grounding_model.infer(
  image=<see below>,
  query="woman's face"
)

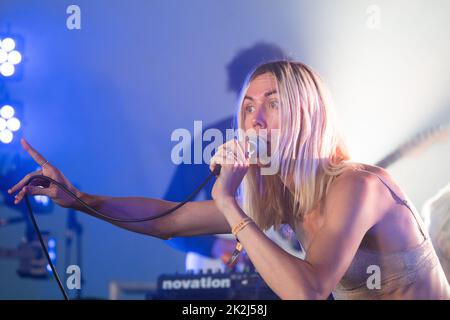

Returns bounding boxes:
[242,72,280,134]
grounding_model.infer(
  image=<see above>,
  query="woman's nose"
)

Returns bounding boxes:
[252,108,267,129]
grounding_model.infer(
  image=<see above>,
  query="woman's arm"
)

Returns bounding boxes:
[9,139,231,241]
[218,170,382,299]
[75,194,231,240]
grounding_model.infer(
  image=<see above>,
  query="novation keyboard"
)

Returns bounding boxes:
[148,270,280,300]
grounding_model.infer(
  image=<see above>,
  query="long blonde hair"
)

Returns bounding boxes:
[237,61,353,230]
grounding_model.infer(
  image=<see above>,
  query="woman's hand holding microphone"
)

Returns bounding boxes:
[209,138,250,213]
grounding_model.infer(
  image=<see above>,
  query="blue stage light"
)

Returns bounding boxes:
[1,38,15,52]
[7,50,22,64]
[0,128,13,144]
[48,239,56,249]
[0,49,7,63]
[0,104,21,144]
[0,118,6,131]
[0,104,15,118]
[0,37,22,78]
[6,117,21,132]
[46,237,57,274]
[34,195,50,206]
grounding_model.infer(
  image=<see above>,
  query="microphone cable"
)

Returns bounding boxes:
[22,165,222,300]
[24,195,69,300]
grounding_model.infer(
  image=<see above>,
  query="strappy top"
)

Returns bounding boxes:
[332,169,450,300]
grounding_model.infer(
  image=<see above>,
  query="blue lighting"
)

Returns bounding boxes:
[34,195,51,206]
[48,239,56,248]
[0,38,15,52]
[0,105,15,119]
[0,128,13,144]
[0,104,22,144]
[6,117,21,131]
[7,50,22,65]
[0,37,22,78]
[46,237,57,274]
[0,50,7,63]
[0,62,14,77]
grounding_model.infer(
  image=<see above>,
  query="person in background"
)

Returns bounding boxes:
[422,183,450,282]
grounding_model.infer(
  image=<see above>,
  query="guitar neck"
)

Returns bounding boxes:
[375,125,448,169]
[376,152,402,169]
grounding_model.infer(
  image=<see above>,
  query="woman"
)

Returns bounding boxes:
[9,61,450,299]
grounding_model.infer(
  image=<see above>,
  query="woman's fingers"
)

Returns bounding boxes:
[233,139,248,164]
[224,139,247,165]
[210,150,238,172]
[210,139,251,171]
[21,138,48,167]
[8,170,42,195]
[14,185,53,205]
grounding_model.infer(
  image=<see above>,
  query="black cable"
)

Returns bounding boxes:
[76,227,82,300]
[21,165,221,300]
[24,195,69,300]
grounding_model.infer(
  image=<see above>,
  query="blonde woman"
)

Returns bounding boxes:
[9,61,450,299]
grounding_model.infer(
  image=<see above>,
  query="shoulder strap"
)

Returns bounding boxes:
[356,168,427,239]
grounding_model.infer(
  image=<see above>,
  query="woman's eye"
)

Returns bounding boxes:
[245,105,255,113]
[270,100,279,109]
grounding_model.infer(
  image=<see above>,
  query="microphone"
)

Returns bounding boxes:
[213,134,267,176]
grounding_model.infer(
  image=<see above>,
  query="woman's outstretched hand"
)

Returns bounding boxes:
[8,138,82,208]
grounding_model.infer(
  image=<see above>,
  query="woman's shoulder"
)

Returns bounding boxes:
[325,163,397,211]
[331,163,389,190]
[318,163,390,229]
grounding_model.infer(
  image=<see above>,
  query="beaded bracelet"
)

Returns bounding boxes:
[226,217,254,269]
[231,217,254,236]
